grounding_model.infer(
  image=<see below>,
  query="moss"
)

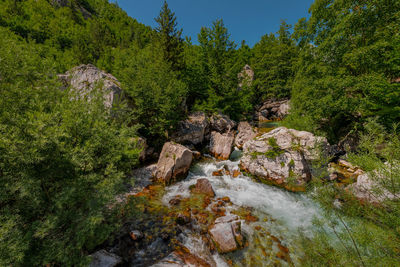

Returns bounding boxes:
[249,137,284,160]
[289,159,295,168]
[280,161,285,167]
[251,152,259,159]
[291,141,302,152]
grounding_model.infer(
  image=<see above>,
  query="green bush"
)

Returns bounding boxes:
[0,28,140,266]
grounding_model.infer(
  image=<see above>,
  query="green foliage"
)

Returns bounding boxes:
[265,137,285,158]
[0,0,152,73]
[1,0,400,265]
[286,0,400,142]
[302,119,400,266]
[192,19,254,120]
[250,137,285,159]
[0,26,140,266]
[112,44,187,147]
[154,0,184,71]
[252,21,298,100]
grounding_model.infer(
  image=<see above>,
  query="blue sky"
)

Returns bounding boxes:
[113,0,315,47]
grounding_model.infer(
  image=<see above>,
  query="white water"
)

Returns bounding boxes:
[163,150,322,266]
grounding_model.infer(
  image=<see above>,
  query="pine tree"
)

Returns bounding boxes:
[154,1,184,71]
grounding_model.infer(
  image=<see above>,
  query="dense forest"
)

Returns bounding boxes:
[0,0,399,266]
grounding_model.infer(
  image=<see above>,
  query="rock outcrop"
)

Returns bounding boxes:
[155,142,193,185]
[240,127,329,190]
[210,131,234,160]
[192,178,215,197]
[209,214,243,253]
[52,0,92,18]
[90,250,122,267]
[256,99,290,121]
[59,64,123,108]
[327,159,364,182]
[209,114,236,134]
[238,64,254,89]
[171,112,209,146]
[235,121,257,149]
[346,164,399,204]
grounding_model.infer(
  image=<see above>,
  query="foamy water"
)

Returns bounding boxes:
[162,152,322,266]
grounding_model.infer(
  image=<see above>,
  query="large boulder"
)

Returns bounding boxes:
[155,142,193,185]
[210,131,234,160]
[209,113,236,134]
[240,127,329,190]
[171,112,209,146]
[209,214,243,253]
[346,164,399,204]
[235,121,257,149]
[90,250,122,267]
[256,99,290,121]
[59,64,123,108]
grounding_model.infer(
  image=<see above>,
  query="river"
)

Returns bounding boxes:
[161,149,321,266]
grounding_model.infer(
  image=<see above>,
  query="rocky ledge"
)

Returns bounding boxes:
[240,127,329,191]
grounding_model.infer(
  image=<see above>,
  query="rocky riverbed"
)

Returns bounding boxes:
[90,109,390,267]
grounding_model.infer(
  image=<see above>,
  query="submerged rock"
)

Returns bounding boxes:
[240,127,329,190]
[209,214,243,253]
[90,250,122,267]
[235,121,257,149]
[209,131,234,160]
[192,178,215,197]
[172,112,209,146]
[155,142,193,185]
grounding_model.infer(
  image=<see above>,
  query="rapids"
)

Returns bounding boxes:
[162,149,322,266]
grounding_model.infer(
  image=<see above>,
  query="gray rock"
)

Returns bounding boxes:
[209,215,243,253]
[210,131,234,160]
[90,250,122,267]
[209,114,236,134]
[234,121,257,149]
[131,164,156,192]
[256,99,290,121]
[151,252,185,267]
[114,164,156,203]
[238,64,254,89]
[171,112,209,146]
[347,164,399,203]
[59,64,123,109]
[155,142,193,185]
[192,178,215,197]
[240,127,329,189]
